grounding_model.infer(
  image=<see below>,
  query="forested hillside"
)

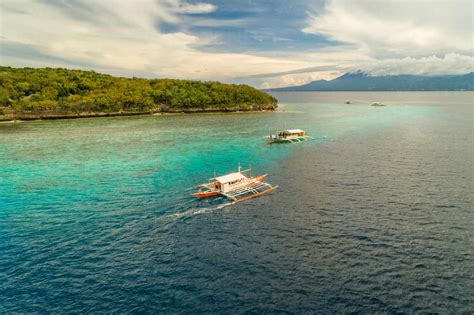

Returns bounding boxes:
[0,67,277,120]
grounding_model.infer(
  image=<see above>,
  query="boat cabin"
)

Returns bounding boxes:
[214,172,247,193]
[268,128,308,143]
[279,129,305,137]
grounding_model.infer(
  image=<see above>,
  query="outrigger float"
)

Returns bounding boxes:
[192,164,278,204]
[267,129,308,144]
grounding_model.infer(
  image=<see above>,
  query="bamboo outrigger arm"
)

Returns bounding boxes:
[229,185,279,204]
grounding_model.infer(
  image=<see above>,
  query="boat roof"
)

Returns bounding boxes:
[284,129,304,133]
[215,172,247,184]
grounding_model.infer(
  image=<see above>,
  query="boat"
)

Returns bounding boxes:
[191,164,278,204]
[267,129,308,144]
[371,102,386,107]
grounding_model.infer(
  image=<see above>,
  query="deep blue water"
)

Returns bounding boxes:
[1,92,473,313]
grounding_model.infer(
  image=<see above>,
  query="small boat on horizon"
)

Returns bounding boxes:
[267,129,308,144]
[371,102,386,107]
[192,164,278,204]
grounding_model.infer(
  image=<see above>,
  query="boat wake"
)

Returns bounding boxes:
[172,202,231,219]
[276,110,306,114]
[160,200,232,223]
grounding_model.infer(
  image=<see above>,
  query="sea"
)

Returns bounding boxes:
[1,92,473,313]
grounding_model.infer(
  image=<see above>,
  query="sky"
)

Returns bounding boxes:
[1,0,473,88]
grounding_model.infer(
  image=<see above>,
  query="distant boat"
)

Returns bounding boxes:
[191,164,278,204]
[371,102,386,107]
[267,129,308,143]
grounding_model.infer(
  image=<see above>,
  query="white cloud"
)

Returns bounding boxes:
[1,0,473,89]
[0,0,311,82]
[176,2,217,14]
[261,71,341,89]
[359,53,474,76]
[303,0,473,58]
[297,0,474,82]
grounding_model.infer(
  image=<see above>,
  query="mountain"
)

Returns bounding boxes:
[266,71,474,91]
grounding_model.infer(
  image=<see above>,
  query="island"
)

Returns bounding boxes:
[0,67,277,121]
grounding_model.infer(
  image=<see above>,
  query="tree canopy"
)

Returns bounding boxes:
[0,67,277,116]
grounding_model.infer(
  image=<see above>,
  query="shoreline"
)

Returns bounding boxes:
[0,106,277,123]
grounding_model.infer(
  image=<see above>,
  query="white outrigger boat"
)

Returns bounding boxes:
[267,129,308,144]
[192,164,278,204]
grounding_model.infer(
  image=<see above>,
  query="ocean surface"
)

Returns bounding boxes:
[1,92,473,313]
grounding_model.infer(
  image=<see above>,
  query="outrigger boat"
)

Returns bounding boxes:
[192,164,278,204]
[267,129,308,144]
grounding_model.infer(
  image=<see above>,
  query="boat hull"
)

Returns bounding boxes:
[191,191,220,198]
[267,136,307,144]
[253,174,267,182]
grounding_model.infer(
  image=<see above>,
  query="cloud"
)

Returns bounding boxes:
[187,17,250,28]
[176,2,217,14]
[236,65,344,79]
[359,53,474,76]
[303,0,473,58]
[1,0,473,89]
[0,0,311,82]
[260,71,341,89]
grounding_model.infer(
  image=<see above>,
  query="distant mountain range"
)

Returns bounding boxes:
[266,72,474,91]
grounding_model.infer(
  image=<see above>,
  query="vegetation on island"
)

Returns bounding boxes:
[0,66,277,120]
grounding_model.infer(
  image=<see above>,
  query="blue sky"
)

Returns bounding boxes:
[160,0,334,53]
[1,0,473,88]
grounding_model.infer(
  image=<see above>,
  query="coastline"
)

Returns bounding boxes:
[0,105,277,123]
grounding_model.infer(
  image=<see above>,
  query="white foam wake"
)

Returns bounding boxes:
[162,201,232,222]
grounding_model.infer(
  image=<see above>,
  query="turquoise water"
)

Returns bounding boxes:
[1,92,473,312]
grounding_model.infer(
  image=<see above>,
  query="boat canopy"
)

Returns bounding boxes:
[215,172,246,184]
[284,129,304,134]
